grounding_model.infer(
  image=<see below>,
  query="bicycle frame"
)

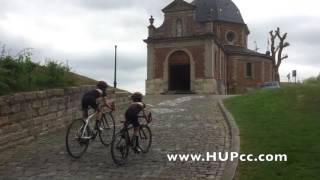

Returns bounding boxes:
[81,112,97,138]
[66,99,116,159]
[80,102,115,138]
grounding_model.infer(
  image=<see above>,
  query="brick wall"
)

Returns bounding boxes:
[188,45,205,78]
[216,22,248,47]
[0,86,131,152]
[153,11,207,38]
[227,55,273,93]
[154,47,171,79]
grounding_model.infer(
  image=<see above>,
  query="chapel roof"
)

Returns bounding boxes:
[224,45,272,59]
[191,0,245,24]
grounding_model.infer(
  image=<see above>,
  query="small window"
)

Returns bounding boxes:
[176,19,183,37]
[246,63,253,78]
[226,31,236,43]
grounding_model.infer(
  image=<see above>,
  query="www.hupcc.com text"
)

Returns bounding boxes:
[167,152,287,162]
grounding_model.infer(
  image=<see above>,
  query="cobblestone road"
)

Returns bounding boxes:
[0,95,231,180]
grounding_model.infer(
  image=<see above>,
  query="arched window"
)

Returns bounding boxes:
[176,19,183,37]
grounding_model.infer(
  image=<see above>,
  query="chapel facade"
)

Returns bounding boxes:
[144,0,273,94]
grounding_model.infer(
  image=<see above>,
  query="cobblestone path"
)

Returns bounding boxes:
[0,95,231,180]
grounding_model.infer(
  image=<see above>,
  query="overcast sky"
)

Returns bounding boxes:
[0,0,319,93]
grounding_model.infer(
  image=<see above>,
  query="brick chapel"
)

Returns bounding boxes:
[144,0,273,94]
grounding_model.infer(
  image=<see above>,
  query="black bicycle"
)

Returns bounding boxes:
[111,110,152,165]
[66,104,115,158]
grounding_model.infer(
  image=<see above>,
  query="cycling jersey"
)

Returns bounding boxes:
[125,102,145,128]
[81,89,107,117]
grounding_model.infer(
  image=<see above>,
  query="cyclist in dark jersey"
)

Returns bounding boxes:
[125,92,145,153]
[81,81,109,120]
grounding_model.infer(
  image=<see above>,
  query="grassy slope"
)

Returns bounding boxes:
[48,73,127,93]
[70,73,128,93]
[224,85,320,180]
[0,56,128,95]
[70,72,97,86]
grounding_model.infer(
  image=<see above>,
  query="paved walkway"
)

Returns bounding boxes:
[0,95,231,180]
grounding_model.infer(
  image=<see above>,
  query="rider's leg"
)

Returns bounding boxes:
[125,110,141,152]
[82,110,88,119]
[131,116,140,138]
[90,102,102,131]
[132,127,140,146]
[95,97,104,122]
[95,110,104,131]
[133,127,139,136]
[96,110,102,121]
[81,98,89,119]
[131,117,141,153]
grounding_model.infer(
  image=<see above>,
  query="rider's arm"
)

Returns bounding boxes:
[140,103,147,116]
[102,96,113,109]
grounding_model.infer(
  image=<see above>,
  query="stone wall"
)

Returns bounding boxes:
[0,86,131,152]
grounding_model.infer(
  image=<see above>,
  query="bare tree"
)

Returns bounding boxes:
[269,27,290,82]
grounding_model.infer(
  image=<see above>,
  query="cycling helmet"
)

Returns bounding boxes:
[131,92,143,102]
[97,81,108,90]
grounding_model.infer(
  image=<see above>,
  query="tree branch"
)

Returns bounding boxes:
[269,27,290,81]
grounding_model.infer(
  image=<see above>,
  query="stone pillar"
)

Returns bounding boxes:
[204,39,214,78]
[147,44,154,80]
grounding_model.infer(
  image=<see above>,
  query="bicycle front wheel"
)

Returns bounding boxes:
[138,125,152,153]
[65,119,90,158]
[99,113,115,146]
[111,131,129,165]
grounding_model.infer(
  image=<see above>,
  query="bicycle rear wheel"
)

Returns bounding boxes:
[111,131,129,165]
[99,113,115,146]
[65,119,90,158]
[138,125,152,153]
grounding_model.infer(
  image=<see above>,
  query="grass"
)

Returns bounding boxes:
[224,82,320,179]
[69,72,97,85]
[0,55,97,95]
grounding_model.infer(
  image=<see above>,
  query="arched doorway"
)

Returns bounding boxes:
[168,51,191,91]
